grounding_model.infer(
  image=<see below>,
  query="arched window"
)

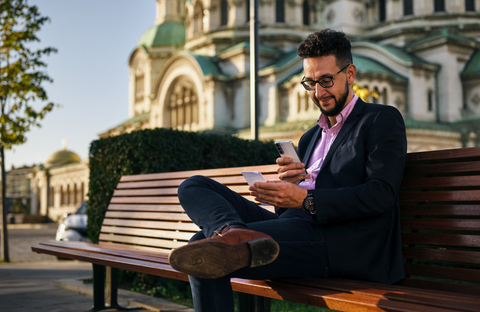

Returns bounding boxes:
[404,0,413,15]
[48,186,54,207]
[221,0,229,26]
[193,2,204,36]
[304,91,309,111]
[373,87,379,104]
[379,0,386,21]
[276,0,285,23]
[434,0,445,12]
[73,184,78,205]
[428,90,434,111]
[135,73,144,104]
[382,87,388,105]
[466,0,475,11]
[303,0,310,25]
[168,78,199,130]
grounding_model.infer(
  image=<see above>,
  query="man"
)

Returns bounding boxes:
[169,29,407,312]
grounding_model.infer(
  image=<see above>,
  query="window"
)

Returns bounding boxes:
[379,0,386,22]
[276,0,285,23]
[48,186,54,207]
[304,92,309,111]
[303,0,310,25]
[169,78,199,130]
[297,92,301,113]
[434,0,445,12]
[193,2,204,36]
[135,74,144,103]
[404,0,413,15]
[246,0,250,23]
[221,0,229,26]
[373,87,379,104]
[466,0,475,11]
[428,90,434,111]
[382,87,388,105]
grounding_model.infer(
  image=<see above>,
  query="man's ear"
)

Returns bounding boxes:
[347,64,357,84]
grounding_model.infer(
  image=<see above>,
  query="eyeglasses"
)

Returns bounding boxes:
[300,64,350,91]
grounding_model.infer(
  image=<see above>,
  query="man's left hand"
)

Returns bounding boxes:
[249,181,307,208]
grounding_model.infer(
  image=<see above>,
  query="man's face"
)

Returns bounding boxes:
[303,55,353,118]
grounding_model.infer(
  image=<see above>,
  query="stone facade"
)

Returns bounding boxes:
[100,0,480,151]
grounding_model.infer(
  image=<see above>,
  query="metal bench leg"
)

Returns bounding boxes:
[91,264,106,311]
[238,292,271,312]
[90,265,140,311]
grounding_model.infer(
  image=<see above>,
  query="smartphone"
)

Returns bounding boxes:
[242,171,266,186]
[274,141,306,176]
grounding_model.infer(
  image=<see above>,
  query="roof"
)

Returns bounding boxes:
[462,48,480,77]
[406,28,480,49]
[217,42,281,58]
[353,55,408,82]
[45,150,81,168]
[176,51,225,77]
[137,21,186,48]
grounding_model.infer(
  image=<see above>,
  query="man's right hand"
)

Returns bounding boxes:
[276,156,309,184]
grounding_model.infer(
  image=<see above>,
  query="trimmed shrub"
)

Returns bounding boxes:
[87,128,278,242]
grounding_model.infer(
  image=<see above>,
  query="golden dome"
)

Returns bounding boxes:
[45,150,81,168]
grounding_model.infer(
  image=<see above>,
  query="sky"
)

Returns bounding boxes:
[5,0,155,170]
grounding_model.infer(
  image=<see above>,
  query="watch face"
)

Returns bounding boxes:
[303,197,315,211]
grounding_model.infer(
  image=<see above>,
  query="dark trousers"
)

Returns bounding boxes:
[178,175,329,312]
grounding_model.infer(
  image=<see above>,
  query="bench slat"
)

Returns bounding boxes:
[119,164,278,182]
[401,176,480,189]
[105,211,191,222]
[401,219,480,231]
[404,161,480,175]
[403,247,480,264]
[404,263,480,284]
[400,190,480,203]
[116,174,279,190]
[405,147,480,162]
[107,204,185,213]
[401,233,480,248]
[110,196,180,204]
[400,205,480,216]
[112,185,251,197]
[398,278,480,297]
[102,219,199,231]
[99,233,185,249]
[100,226,193,241]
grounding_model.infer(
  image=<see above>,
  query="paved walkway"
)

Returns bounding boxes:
[0,223,193,312]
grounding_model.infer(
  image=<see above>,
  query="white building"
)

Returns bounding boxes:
[99,0,480,152]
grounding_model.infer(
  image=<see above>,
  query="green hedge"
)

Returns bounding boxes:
[87,128,278,243]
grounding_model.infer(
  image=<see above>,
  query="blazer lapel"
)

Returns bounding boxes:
[303,126,322,165]
[319,99,366,172]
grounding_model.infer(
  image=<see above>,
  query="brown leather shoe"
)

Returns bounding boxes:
[168,225,279,279]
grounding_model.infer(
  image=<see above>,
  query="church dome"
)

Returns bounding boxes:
[137,21,186,48]
[45,150,81,168]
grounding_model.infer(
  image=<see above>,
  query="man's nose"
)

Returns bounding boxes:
[315,83,327,98]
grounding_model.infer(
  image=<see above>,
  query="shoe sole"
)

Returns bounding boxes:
[168,237,279,279]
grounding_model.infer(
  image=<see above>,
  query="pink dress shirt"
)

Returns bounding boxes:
[299,94,359,191]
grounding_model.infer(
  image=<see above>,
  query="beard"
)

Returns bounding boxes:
[312,79,349,117]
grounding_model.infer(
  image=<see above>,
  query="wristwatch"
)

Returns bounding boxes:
[302,191,315,212]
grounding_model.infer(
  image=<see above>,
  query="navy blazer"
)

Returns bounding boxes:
[294,99,407,284]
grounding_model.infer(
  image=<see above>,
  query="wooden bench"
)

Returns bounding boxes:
[32,147,480,312]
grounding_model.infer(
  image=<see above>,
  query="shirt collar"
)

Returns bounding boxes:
[317,94,359,130]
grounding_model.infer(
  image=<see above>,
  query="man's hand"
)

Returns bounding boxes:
[249,180,307,208]
[276,156,310,184]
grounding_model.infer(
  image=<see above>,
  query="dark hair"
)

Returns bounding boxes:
[297,29,352,67]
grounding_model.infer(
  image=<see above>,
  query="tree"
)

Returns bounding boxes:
[0,0,57,262]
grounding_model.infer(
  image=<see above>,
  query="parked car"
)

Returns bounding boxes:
[55,202,89,242]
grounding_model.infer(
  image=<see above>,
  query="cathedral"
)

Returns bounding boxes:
[99,0,480,151]
[25,0,480,222]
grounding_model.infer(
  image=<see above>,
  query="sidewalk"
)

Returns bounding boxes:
[0,259,193,312]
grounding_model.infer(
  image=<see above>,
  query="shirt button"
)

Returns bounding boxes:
[330,133,334,137]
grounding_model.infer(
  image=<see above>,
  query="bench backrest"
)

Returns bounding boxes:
[99,147,480,295]
[398,147,480,296]
[99,165,278,253]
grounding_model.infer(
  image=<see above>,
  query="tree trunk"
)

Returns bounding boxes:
[0,145,9,262]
